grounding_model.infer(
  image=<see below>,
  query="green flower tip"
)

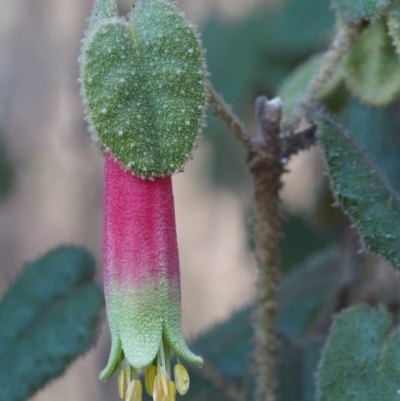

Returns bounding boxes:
[100,329,202,401]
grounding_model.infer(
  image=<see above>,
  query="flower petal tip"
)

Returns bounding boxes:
[99,337,123,382]
[193,355,204,368]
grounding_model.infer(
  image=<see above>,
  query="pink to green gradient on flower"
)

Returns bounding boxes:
[101,153,202,401]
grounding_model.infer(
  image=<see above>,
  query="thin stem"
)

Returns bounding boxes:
[207,84,256,153]
[281,124,318,159]
[249,97,284,401]
[283,22,359,133]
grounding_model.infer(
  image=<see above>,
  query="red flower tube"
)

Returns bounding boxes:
[100,153,202,400]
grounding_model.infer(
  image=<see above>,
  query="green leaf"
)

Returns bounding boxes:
[345,20,400,106]
[317,305,400,400]
[278,53,345,119]
[343,98,400,193]
[332,0,391,23]
[80,0,207,178]
[0,246,103,401]
[387,0,400,54]
[86,0,117,32]
[317,112,400,268]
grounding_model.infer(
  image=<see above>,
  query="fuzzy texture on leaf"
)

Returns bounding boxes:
[0,246,103,401]
[100,153,202,380]
[80,0,208,178]
[332,0,391,23]
[317,305,400,400]
[344,20,400,106]
[387,0,400,54]
[343,98,400,193]
[317,112,400,268]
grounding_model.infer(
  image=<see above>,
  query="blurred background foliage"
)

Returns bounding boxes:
[1,0,400,400]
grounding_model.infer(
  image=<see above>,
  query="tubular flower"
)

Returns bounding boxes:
[100,153,202,400]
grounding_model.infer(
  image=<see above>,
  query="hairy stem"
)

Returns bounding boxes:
[283,22,359,133]
[282,124,317,159]
[249,97,284,401]
[208,84,256,153]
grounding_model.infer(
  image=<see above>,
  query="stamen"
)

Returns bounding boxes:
[158,366,169,397]
[125,380,136,401]
[145,365,157,395]
[134,380,142,401]
[174,364,190,395]
[153,374,164,401]
[118,368,127,399]
[125,379,142,401]
[159,337,167,371]
[165,381,176,401]
[163,336,171,377]
[157,340,170,397]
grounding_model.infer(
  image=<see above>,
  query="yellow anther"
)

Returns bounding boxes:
[125,380,136,401]
[174,364,190,395]
[118,368,127,399]
[153,375,165,401]
[134,380,142,401]
[125,379,142,401]
[145,365,157,396]
[165,381,176,401]
[158,367,169,397]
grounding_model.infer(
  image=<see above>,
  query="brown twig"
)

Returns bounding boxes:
[207,84,256,153]
[249,96,284,401]
[281,124,318,160]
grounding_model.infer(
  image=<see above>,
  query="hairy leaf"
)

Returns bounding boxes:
[317,113,400,268]
[0,246,103,401]
[317,305,400,400]
[345,20,400,106]
[80,0,207,178]
[387,0,400,53]
[343,98,400,193]
[332,0,391,23]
